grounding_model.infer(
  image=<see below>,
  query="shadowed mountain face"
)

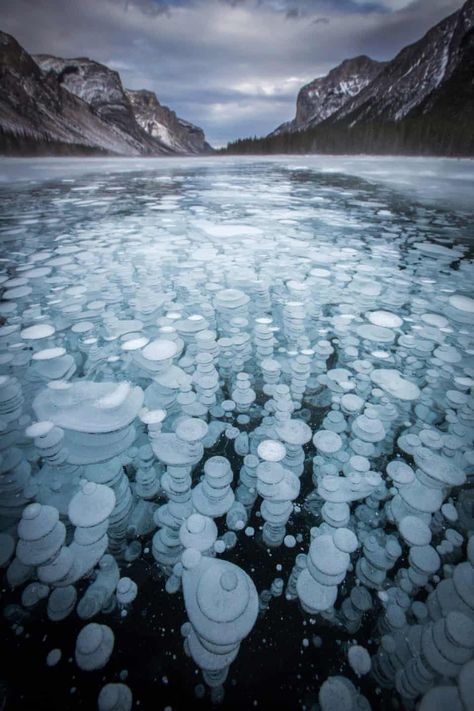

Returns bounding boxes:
[125,89,213,155]
[329,0,474,127]
[0,33,212,156]
[227,0,471,156]
[271,56,386,136]
[33,54,159,152]
[0,32,139,155]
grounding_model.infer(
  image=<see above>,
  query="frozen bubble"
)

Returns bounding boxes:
[319,677,354,711]
[180,514,217,552]
[75,623,114,671]
[46,649,62,667]
[441,503,458,523]
[445,611,474,649]
[121,336,149,352]
[356,324,395,343]
[116,578,138,605]
[352,414,385,442]
[68,482,116,528]
[176,417,208,443]
[399,516,432,546]
[347,645,371,676]
[459,659,474,709]
[370,369,420,401]
[333,528,358,554]
[313,430,342,455]
[433,345,461,363]
[276,419,312,446]
[142,339,178,362]
[47,586,77,622]
[97,683,132,711]
[21,324,55,340]
[419,687,463,711]
[257,439,286,462]
[182,548,202,570]
[18,503,59,541]
[366,310,403,328]
[4,285,32,299]
[448,294,474,313]
[284,535,296,548]
[340,394,364,414]
[420,312,449,328]
[31,347,66,361]
[414,448,465,487]
[409,545,440,575]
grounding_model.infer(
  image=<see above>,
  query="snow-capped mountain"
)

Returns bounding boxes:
[125,90,212,154]
[271,56,386,136]
[331,0,474,126]
[33,54,161,153]
[0,32,212,156]
[0,31,147,155]
[264,0,473,155]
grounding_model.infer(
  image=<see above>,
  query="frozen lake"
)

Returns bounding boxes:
[1,154,474,213]
[0,156,473,711]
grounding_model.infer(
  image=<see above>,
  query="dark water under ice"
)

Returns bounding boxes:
[0,156,473,711]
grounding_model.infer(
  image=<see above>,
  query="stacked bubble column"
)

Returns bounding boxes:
[192,456,235,520]
[181,553,258,702]
[152,418,208,572]
[25,421,82,518]
[297,528,359,615]
[256,440,300,547]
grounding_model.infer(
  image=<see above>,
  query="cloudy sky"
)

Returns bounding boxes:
[1,0,466,146]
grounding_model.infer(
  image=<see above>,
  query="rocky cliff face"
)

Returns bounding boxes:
[125,89,212,154]
[0,33,212,156]
[0,31,146,155]
[228,0,473,156]
[272,56,386,135]
[33,54,159,151]
[331,0,474,126]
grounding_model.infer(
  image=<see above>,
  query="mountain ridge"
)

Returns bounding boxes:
[226,0,474,156]
[125,89,212,155]
[270,55,387,137]
[328,0,474,127]
[0,33,212,156]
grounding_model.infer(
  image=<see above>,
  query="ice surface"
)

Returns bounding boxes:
[0,156,473,709]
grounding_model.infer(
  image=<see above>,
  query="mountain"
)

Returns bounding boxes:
[271,56,386,136]
[227,0,474,156]
[33,54,164,154]
[0,32,212,156]
[328,0,474,126]
[126,89,213,154]
[0,31,140,155]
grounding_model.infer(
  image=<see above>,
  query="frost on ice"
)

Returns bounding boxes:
[0,161,473,708]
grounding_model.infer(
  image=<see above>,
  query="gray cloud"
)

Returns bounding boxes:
[0,0,466,146]
[123,0,172,17]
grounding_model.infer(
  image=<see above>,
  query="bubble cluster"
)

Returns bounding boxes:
[0,161,473,708]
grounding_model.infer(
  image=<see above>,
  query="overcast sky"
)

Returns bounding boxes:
[1,0,466,146]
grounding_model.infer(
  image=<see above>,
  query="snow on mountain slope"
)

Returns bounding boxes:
[125,89,213,154]
[0,32,212,156]
[270,56,386,136]
[34,54,167,154]
[268,0,473,143]
[331,0,474,125]
[0,31,149,155]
